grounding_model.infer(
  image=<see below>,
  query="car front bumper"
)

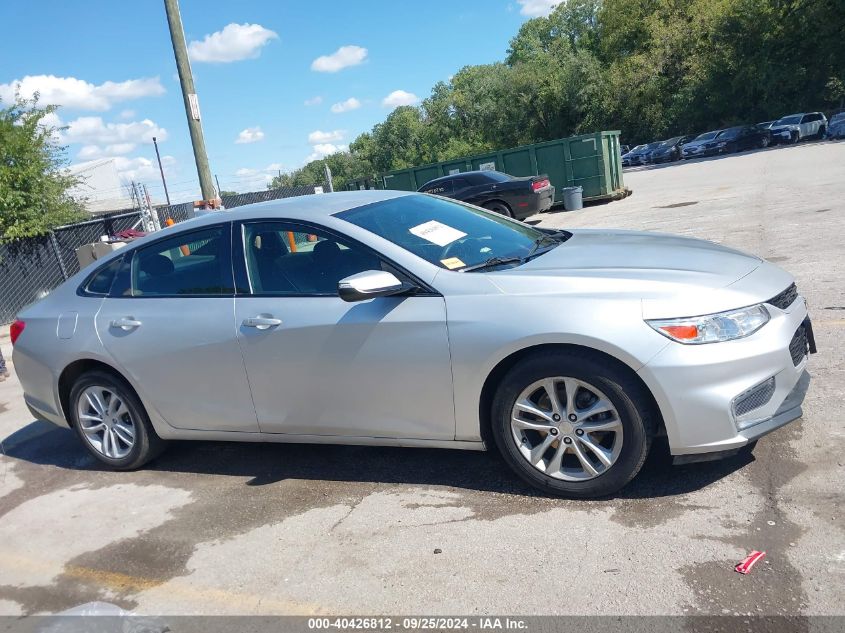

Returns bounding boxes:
[637,297,812,458]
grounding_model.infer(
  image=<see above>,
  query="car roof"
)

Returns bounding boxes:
[147,190,416,235]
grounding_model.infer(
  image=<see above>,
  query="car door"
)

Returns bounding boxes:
[95,223,260,433]
[452,177,475,203]
[233,220,455,440]
[799,114,814,138]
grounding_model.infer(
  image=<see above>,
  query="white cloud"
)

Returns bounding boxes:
[188,23,278,63]
[517,0,559,17]
[234,162,284,189]
[382,90,420,108]
[119,109,136,119]
[77,143,137,160]
[330,97,361,113]
[0,75,165,111]
[307,129,345,144]
[306,143,347,162]
[62,116,167,145]
[311,45,368,73]
[304,96,323,106]
[235,126,265,144]
[113,155,176,182]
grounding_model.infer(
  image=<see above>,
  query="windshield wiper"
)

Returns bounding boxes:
[461,256,523,272]
[525,230,570,259]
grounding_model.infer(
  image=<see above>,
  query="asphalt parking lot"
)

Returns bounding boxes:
[0,141,843,617]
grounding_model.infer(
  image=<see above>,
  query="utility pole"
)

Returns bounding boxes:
[152,136,171,205]
[163,0,217,206]
[324,162,334,192]
[215,174,222,195]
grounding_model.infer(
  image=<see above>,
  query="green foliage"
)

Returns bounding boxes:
[276,0,844,184]
[219,190,239,197]
[0,96,85,241]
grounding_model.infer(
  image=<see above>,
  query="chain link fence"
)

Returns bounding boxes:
[0,184,325,324]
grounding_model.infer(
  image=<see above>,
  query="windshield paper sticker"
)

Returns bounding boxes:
[409,220,467,246]
[440,257,465,270]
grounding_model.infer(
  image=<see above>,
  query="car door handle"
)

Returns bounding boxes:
[110,317,142,330]
[242,316,282,330]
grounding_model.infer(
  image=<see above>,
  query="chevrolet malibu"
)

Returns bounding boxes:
[11,191,815,497]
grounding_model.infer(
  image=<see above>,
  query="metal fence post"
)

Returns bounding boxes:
[49,232,69,280]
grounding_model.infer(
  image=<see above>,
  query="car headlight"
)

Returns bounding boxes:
[646,305,770,344]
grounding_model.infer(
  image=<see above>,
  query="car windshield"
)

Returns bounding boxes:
[694,131,719,141]
[830,113,845,124]
[337,195,560,271]
[659,137,681,147]
[776,115,802,125]
[628,144,646,153]
[646,142,661,149]
[717,127,741,139]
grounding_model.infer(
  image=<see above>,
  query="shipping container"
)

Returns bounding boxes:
[375,131,629,204]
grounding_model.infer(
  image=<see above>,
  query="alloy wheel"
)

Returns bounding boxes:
[76,386,136,459]
[510,376,623,481]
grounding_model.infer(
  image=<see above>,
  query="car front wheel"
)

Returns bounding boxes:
[491,351,654,498]
[69,370,166,469]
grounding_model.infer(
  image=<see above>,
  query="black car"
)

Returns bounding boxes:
[713,125,772,153]
[622,142,660,167]
[681,130,722,158]
[418,170,554,220]
[649,135,696,163]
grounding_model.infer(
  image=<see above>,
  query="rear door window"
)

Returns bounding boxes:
[422,180,453,195]
[129,226,233,297]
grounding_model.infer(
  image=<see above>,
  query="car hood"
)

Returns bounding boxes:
[770,124,798,132]
[485,229,789,316]
[682,139,713,149]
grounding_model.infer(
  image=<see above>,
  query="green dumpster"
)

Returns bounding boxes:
[377,131,629,204]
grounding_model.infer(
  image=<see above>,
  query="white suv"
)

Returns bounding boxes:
[769,112,828,144]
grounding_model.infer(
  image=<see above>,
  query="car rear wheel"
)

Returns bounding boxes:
[69,370,166,469]
[760,136,770,148]
[483,201,513,218]
[491,351,654,498]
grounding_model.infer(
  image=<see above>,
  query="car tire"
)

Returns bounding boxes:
[760,136,770,148]
[490,351,655,498]
[69,370,167,470]
[817,126,826,140]
[483,201,513,218]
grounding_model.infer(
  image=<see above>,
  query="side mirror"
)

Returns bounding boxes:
[338,270,405,303]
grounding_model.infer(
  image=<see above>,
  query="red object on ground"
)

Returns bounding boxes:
[735,550,766,574]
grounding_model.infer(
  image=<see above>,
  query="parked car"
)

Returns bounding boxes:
[622,142,660,166]
[418,170,554,220]
[680,130,723,158]
[768,112,828,144]
[649,135,696,163]
[826,112,845,139]
[713,125,772,153]
[621,144,645,167]
[757,121,786,145]
[620,144,631,155]
[11,190,815,498]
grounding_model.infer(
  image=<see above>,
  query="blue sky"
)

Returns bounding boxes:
[1,1,557,204]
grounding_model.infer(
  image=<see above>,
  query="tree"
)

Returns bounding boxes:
[219,190,238,197]
[0,96,85,241]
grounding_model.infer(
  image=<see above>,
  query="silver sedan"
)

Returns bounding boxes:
[11,191,814,497]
